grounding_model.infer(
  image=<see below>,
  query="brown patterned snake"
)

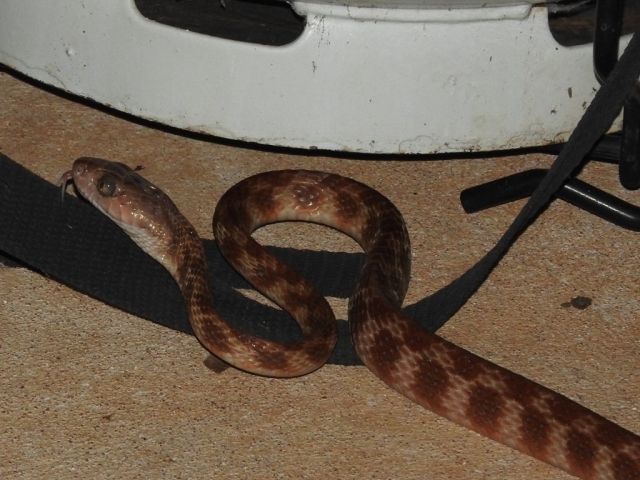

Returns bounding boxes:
[60,157,640,479]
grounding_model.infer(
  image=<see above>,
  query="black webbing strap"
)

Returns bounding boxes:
[2,27,640,366]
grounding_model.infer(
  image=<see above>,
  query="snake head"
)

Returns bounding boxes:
[59,157,182,269]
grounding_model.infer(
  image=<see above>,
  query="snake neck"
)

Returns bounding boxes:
[166,218,254,366]
[166,219,216,332]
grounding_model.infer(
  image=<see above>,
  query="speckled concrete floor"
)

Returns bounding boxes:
[1,70,639,480]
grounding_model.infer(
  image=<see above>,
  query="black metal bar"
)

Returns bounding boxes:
[593,0,640,189]
[619,85,640,189]
[460,168,640,231]
[594,0,624,82]
[460,1,640,224]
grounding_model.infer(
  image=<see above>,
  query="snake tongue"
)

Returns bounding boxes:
[57,170,74,201]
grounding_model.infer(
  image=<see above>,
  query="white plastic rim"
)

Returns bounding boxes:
[0,0,630,153]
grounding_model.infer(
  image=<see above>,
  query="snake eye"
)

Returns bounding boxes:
[97,175,117,196]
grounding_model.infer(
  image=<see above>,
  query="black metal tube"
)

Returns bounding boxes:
[460,168,640,231]
[594,0,624,83]
[460,170,545,213]
[592,0,640,189]
[619,87,640,189]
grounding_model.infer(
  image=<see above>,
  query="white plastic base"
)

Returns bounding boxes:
[0,0,629,153]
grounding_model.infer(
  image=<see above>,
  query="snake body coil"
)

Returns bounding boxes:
[60,157,640,479]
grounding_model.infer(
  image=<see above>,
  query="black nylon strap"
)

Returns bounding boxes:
[2,26,640,366]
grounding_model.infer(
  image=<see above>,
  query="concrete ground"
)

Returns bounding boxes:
[1,70,639,479]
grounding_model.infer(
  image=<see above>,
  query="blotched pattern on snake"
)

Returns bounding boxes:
[60,158,640,479]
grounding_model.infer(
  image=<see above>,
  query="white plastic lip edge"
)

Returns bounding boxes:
[292,2,533,23]
[0,0,624,153]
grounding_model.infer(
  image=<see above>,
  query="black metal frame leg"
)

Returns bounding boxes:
[462,0,640,226]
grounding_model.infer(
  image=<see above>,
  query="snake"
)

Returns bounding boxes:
[59,157,640,479]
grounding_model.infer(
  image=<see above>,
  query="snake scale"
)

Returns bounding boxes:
[60,157,640,479]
